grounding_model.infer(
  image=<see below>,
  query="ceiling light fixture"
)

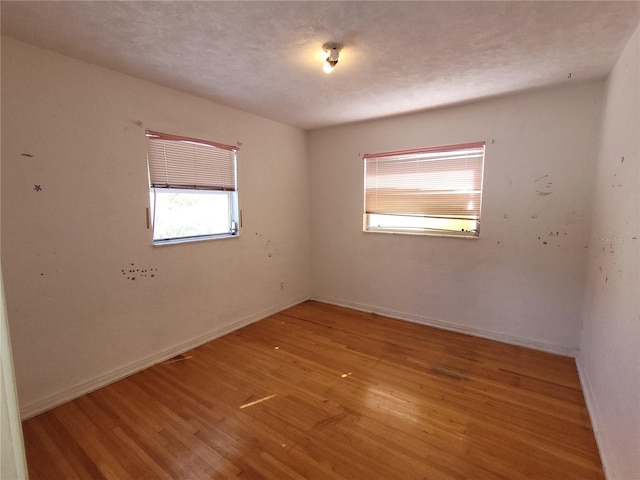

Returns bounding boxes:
[322,42,342,74]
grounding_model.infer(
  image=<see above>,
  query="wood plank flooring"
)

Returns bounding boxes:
[22,301,604,479]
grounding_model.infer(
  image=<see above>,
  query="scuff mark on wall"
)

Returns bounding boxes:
[264,240,281,259]
[534,174,553,196]
[565,211,583,225]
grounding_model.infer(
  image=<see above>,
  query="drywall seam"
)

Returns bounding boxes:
[20,295,310,420]
[576,360,613,480]
[312,295,578,357]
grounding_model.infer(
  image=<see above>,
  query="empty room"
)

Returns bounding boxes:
[1,1,638,479]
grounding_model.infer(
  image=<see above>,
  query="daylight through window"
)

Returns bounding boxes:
[146,130,239,244]
[363,142,485,237]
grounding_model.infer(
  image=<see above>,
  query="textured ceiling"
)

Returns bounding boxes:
[2,1,639,130]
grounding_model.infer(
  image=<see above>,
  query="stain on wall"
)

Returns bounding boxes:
[122,263,157,281]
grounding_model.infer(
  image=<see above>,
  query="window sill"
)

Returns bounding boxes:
[364,229,479,239]
[153,232,239,246]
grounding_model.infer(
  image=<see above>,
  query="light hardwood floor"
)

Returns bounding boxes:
[22,301,604,479]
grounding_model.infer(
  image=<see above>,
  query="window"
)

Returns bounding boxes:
[363,141,485,237]
[146,130,239,244]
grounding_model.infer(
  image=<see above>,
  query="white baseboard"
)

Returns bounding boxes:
[311,295,578,357]
[576,360,613,480]
[20,295,310,420]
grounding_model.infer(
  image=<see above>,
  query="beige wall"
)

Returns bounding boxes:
[578,24,640,480]
[1,38,310,417]
[308,82,603,355]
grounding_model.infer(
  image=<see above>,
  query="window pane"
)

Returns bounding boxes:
[151,190,232,241]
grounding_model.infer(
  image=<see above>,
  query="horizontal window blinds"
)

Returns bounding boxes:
[147,130,238,191]
[364,142,485,220]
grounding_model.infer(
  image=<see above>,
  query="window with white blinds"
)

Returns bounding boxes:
[146,131,239,244]
[363,142,485,237]
[147,131,237,191]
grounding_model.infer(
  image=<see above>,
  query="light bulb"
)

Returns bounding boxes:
[323,60,335,73]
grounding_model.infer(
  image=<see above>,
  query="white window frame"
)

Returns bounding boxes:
[146,130,239,245]
[363,142,485,238]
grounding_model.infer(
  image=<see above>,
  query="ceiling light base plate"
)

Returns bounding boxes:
[322,42,342,59]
